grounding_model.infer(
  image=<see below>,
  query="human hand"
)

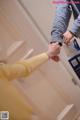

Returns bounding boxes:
[47,42,61,62]
[63,31,74,45]
[50,55,60,62]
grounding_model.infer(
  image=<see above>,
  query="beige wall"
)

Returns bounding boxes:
[19,0,80,112]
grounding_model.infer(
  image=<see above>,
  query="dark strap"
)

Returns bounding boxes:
[73,39,80,50]
[50,42,62,46]
[71,0,80,14]
[69,0,80,18]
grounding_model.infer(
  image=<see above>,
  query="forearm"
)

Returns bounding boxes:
[69,14,80,37]
[18,53,49,74]
[51,0,72,43]
[0,53,49,80]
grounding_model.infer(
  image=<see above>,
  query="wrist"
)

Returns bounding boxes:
[69,30,76,37]
[50,41,62,46]
[46,51,52,59]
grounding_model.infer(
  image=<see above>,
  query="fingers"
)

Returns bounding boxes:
[48,31,74,62]
[63,31,74,45]
[64,38,71,45]
[48,42,61,61]
[49,42,61,53]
